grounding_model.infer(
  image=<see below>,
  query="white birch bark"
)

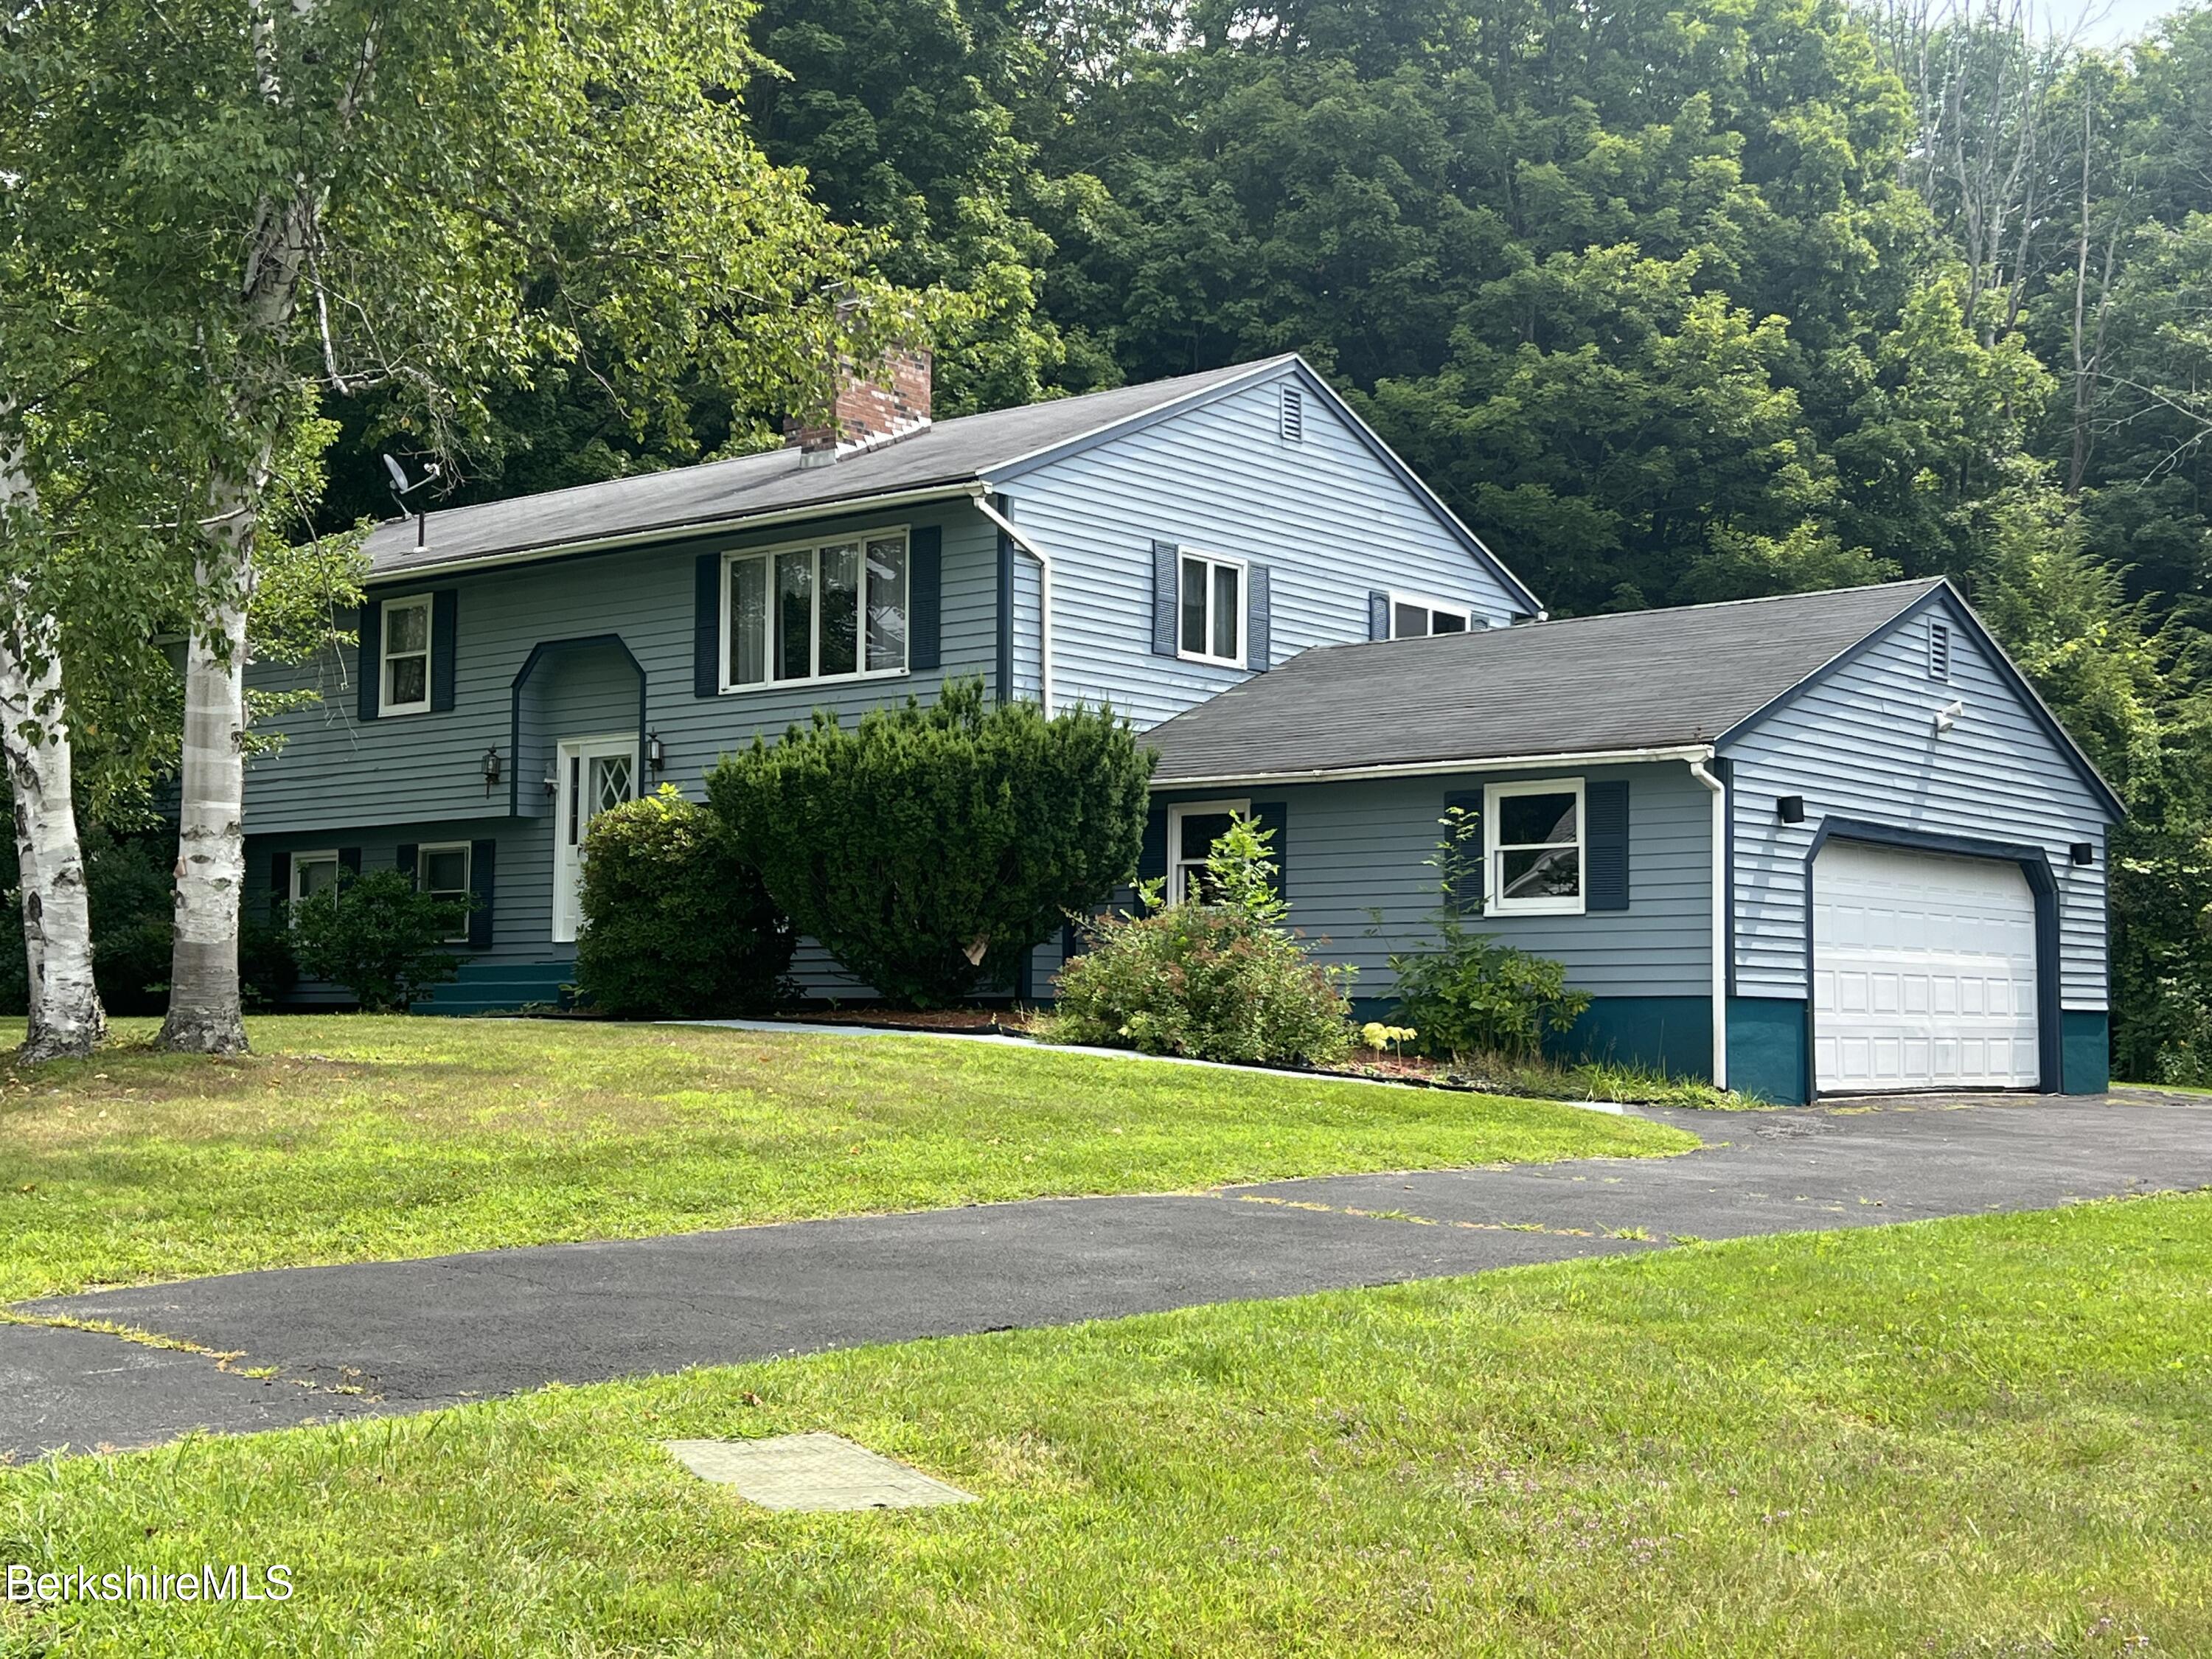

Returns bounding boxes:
[0,427,105,1060]
[159,9,376,1051]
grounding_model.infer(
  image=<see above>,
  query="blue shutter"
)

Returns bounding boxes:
[1247,566,1271,671]
[1368,591,1391,641]
[430,591,458,712]
[1152,541,1179,656]
[338,846,362,879]
[909,525,942,671]
[396,843,418,880]
[1253,800,1287,899]
[468,838,497,949]
[1586,779,1630,911]
[1443,789,1484,914]
[1136,804,1168,911]
[693,553,721,698]
[269,850,291,921]
[357,599,382,720]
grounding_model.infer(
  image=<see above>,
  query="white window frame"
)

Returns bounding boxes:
[416,841,473,945]
[718,524,912,695]
[289,849,341,922]
[1176,549,1248,669]
[1484,777,1587,917]
[380,594,434,716]
[1166,799,1251,905]
[1386,591,1476,639]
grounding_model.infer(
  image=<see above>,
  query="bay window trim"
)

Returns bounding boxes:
[1483,776,1587,917]
[717,522,913,695]
[1176,547,1248,669]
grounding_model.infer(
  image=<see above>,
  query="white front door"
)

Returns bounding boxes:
[552,735,638,943]
[1812,841,2040,1093]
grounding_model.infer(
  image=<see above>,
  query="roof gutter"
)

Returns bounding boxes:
[1150,744,1717,791]
[364,481,984,586]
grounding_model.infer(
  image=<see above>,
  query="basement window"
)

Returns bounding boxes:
[416,843,472,944]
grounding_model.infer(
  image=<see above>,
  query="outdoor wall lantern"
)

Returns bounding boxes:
[2070,842,2096,866]
[647,730,667,774]
[542,762,560,799]
[481,747,503,797]
[1776,795,1806,824]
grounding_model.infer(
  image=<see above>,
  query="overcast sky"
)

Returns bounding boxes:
[2067,0,2197,47]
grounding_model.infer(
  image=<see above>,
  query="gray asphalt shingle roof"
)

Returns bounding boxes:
[363,357,1297,578]
[1144,579,1950,783]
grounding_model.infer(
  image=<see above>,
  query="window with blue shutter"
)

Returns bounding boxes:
[909,525,942,671]
[431,591,458,712]
[1152,542,1179,657]
[468,838,497,948]
[1253,800,1288,898]
[357,598,383,720]
[693,553,720,697]
[1248,566,1272,671]
[1368,591,1391,641]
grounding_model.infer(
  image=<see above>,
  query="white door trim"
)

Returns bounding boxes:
[552,733,639,943]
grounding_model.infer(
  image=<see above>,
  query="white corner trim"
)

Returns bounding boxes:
[1686,758,1728,1091]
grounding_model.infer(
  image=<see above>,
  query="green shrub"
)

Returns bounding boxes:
[290,869,468,1012]
[1046,815,1354,1066]
[575,785,793,1018]
[1387,806,1591,1061]
[707,680,1152,1007]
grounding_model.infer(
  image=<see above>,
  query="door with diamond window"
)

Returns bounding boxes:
[552,734,638,942]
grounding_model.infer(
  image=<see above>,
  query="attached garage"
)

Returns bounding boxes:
[1811,840,2044,1093]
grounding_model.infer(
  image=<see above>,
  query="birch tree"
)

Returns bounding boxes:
[10,0,905,1052]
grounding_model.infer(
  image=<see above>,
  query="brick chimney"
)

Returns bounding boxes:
[787,340,933,466]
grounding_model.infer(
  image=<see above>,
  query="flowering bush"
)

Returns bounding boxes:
[1046,816,1354,1066]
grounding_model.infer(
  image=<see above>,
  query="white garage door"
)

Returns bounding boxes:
[1812,841,2040,1093]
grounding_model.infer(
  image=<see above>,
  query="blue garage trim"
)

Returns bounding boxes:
[1801,817,2062,1100]
[508,633,648,816]
[1728,997,1809,1105]
[2061,1010,2111,1094]
[1545,995,1713,1079]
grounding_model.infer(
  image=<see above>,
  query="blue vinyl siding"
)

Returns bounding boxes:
[1133,760,1714,1004]
[1721,592,2112,1012]
[243,500,999,838]
[1001,370,1526,728]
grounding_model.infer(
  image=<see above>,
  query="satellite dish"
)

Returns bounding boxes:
[380,454,443,498]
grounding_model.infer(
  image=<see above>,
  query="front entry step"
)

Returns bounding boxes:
[412,960,576,1016]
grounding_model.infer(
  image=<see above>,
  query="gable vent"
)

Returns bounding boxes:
[1928,619,1952,681]
[1279,383,1304,442]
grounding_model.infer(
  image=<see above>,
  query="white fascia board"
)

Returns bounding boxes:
[1150,745,1717,791]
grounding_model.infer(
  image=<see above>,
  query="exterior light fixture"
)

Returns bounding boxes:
[647,731,667,773]
[2070,841,2095,866]
[1776,795,1806,824]
[481,746,503,797]
[542,762,560,799]
[1933,699,1965,734]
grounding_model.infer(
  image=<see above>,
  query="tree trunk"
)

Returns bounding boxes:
[0,650,107,1062]
[157,526,254,1054]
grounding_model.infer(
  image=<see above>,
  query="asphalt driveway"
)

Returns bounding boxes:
[6,1090,2208,1459]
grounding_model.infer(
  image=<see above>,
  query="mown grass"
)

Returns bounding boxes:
[0,1016,1688,1304]
[3,1194,2206,1655]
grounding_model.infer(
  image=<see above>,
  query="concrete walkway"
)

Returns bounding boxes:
[5,1091,2208,1459]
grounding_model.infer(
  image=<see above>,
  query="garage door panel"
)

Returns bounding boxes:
[1814,841,2039,1093]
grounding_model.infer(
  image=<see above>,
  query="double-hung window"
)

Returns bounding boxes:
[1389,594,1473,639]
[380,596,433,714]
[1166,800,1250,904]
[1178,551,1245,667]
[1484,779,1585,915]
[290,851,341,918]
[417,843,472,944]
[723,529,908,690]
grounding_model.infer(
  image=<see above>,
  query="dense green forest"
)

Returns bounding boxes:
[318,0,2212,1081]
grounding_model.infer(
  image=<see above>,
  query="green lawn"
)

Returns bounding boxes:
[3,1193,2205,1655]
[0,1016,1688,1304]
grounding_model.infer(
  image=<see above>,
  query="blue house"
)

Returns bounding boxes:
[245,351,2121,1102]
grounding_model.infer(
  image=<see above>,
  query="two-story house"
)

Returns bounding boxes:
[246,351,2122,1103]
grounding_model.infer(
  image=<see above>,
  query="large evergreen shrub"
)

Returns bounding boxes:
[575,785,793,1018]
[291,870,468,1012]
[1048,815,1354,1066]
[706,681,1152,1006]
